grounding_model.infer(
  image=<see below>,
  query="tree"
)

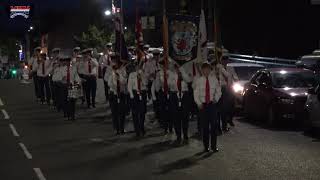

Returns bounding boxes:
[0,37,20,62]
[74,25,111,52]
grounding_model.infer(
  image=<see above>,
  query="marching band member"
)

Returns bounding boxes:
[28,47,41,100]
[128,63,148,137]
[60,56,81,121]
[153,62,173,134]
[194,62,222,153]
[37,53,52,105]
[80,48,98,108]
[99,43,113,101]
[169,64,192,144]
[71,47,81,65]
[211,54,234,132]
[108,55,128,135]
[144,49,161,100]
[49,48,61,106]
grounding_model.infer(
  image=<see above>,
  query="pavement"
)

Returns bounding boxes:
[0,79,320,180]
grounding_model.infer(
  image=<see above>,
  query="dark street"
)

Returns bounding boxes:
[1,80,319,180]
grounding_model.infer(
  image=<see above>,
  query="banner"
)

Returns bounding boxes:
[196,9,208,63]
[168,15,199,66]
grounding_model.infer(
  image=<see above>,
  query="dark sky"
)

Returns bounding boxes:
[1,0,320,58]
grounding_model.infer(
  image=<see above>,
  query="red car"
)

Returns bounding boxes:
[243,68,317,126]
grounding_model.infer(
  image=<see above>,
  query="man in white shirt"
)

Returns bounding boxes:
[128,63,148,137]
[49,48,61,106]
[99,43,113,101]
[153,63,173,134]
[37,53,52,104]
[211,55,235,132]
[28,47,41,99]
[108,58,128,135]
[144,49,161,99]
[169,64,192,144]
[194,62,222,153]
[59,56,81,121]
[80,48,99,108]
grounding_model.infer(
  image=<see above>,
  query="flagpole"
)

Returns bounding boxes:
[120,0,123,64]
[162,0,168,70]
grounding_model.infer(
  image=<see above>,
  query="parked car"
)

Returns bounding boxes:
[305,85,320,130]
[296,55,320,71]
[226,63,265,109]
[243,68,317,126]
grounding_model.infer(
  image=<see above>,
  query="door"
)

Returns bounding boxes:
[255,72,273,120]
[243,72,261,117]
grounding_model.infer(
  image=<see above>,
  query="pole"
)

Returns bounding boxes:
[208,0,213,42]
[120,0,123,63]
[162,0,168,70]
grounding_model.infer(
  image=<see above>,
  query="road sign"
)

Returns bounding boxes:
[141,16,155,30]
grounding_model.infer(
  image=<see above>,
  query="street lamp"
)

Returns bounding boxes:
[29,26,34,30]
[104,10,111,16]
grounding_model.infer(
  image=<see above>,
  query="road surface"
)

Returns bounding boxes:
[0,79,319,180]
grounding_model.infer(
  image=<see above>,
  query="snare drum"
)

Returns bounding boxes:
[68,84,81,99]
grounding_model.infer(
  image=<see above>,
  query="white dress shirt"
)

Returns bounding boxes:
[127,71,148,99]
[169,68,191,92]
[99,54,112,68]
[108,68,127,95]
[212,64,232,87]
[143,58,160,81]
[194,75,222,108]
[52,66,62,82]
[37,58,52,77]
[28,56,39,72]
[60,65,81,85]
[79,58,99,76]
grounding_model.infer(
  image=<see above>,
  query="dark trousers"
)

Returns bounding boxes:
[131,91,147,136]
[102,68,109,101]
[49,78,55,105]
[170,92,191,140]
[64,85,77,120]
[55,82,64,112]
[110,93,126,134]
[158,90,172,132]
[38,76,51,104]
[84,76,97,107]
[78,74,86,104]
[32,72,40,98]
[219,86,235,129]
[200,103,218,150]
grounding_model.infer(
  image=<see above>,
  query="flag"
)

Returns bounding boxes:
[135,3,144,62]
[113,0,129,62]
[196,9,207,63]
[214,0,223,62]
[41,34,48,54]
[162,13,169,69]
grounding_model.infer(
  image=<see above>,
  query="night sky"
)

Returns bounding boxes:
[0,0,320,58]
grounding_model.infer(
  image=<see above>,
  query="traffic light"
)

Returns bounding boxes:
[11,69,17,75]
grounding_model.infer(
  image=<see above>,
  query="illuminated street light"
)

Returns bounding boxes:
[30,26,34,30]
[104,10,111,16]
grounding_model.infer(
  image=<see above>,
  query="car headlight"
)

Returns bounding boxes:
[279,98,294,104]
[233,83,244,94]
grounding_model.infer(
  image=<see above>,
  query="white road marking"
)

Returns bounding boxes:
[33,168,46,180]
[9,124,20,137]
[0,98,3,106]
[18,143,32,159]
[1,109,10,119]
